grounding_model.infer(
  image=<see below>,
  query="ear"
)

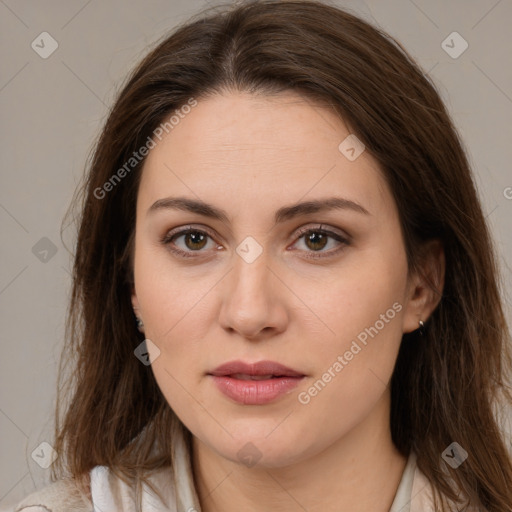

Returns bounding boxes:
[402,239,445,334]
[131,285,141,316]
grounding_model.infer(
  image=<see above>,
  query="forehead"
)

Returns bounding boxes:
[138,91,392,219]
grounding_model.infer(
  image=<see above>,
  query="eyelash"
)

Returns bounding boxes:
[160,224,350,260]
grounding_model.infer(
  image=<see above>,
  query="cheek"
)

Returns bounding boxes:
[134,254,209,424]
[150,359,208,436]
[134,244,213,339]
[309,283,404,393]
[133,249,212,412]
[310,249,407,347]
[296,296,404,445]
[299,248,406,404]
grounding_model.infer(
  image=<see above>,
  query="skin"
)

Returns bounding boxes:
[131,90,445,512]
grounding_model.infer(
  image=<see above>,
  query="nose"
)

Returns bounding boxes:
[217,249,288,341]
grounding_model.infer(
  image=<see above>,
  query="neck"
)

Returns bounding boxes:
[191,392,407,512]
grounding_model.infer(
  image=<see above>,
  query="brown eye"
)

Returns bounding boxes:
[161,227,217,258]
[303,231,329,251]
[292,226,350,259]
[182,231,208,251]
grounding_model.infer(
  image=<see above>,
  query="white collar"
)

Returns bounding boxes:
[90,423,423,512]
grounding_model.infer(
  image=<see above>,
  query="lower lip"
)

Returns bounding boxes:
[210,375,304,405]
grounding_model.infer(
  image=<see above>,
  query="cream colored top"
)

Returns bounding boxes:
[13,426,475,512]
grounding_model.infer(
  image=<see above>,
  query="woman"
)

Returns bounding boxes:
[13,1,512,511]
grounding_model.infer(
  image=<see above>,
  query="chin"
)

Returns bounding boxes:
[201,425,319,469]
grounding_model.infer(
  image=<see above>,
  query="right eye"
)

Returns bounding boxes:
[161,226,220,258]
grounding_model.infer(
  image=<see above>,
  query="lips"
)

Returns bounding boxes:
[208,360,304,378]
[208,360,305,405]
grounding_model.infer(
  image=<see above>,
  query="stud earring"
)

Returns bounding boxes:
[135,317,144,332]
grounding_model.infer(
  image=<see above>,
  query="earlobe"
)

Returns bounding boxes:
[402,239,445,334]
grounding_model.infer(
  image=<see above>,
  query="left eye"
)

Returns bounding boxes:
[161,226,349,259]
[293,228,348,255]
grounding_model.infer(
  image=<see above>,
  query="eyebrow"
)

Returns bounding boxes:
[147,196,370,224]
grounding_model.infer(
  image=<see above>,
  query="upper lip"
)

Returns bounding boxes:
[208,360,305,377]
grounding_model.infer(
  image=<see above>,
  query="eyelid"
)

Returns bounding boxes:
[293,223,351,242]
[162,224,217,242]
[162,223,350,242]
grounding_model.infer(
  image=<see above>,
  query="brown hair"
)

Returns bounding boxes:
[53,0,512,510]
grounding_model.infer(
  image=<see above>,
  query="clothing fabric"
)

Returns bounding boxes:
[12,425,472,512]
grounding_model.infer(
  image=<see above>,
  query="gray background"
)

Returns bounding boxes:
[1,0,511,508]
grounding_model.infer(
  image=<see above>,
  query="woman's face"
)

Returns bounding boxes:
[131,90,421,467]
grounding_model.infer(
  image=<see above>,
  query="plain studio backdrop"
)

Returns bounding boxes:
[0,0,511,508]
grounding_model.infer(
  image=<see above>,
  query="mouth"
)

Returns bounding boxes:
[208,359,305,378]
[207,360,305,405]
[228,373,289,380]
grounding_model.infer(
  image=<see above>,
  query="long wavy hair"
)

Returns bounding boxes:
[52,1,512,510]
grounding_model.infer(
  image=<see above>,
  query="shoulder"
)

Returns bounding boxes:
[11,462,186,512]
[12,476,91,512]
